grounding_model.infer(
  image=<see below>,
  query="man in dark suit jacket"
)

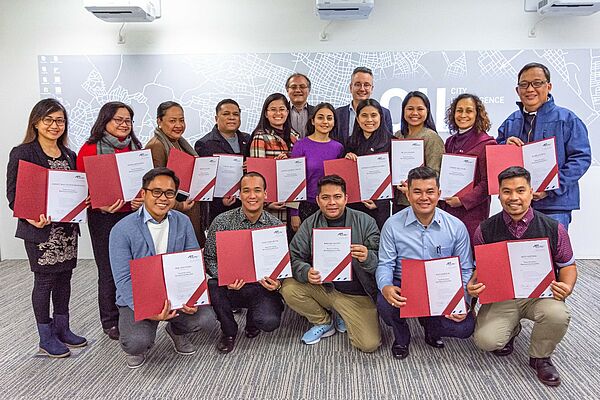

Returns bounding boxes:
[286,73,315,138]
[332,66,393,148]
[194,99,250,224]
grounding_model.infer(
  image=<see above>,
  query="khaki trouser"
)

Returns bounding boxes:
[280,278,381,353]
[473,298,570,358]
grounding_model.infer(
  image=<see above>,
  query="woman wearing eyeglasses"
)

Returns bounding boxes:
[76,101,144,341]
[7,99,87,357]
[145,101,206,248]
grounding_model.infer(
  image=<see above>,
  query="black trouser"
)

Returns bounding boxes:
[88,209,131,329]
[32,270,72,324]
[208,279,283,337]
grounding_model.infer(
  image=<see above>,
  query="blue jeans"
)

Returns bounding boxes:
[543,211,571,231]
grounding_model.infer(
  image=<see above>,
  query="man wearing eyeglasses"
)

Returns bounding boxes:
[285,73,315,138]
[109,167,213,369]
[497,62,591,230]
[332,66,394,147]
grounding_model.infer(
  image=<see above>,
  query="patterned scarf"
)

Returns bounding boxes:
[96,131,141,154]
[152,127,198,157]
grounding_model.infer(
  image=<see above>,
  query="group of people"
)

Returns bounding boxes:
[6,62,591,388]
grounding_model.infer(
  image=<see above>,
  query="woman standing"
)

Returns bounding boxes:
[7,99,87,357]
[76,101,144,341]
[248,93,300,225]
[344,99,394,230]
[290,103,344,230]
[394,91,445,213]
[441,93,496,240]
[145,101,206,247]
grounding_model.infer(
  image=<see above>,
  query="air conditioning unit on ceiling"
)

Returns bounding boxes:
[84,0,161,22]
[316,0,374,20]
[537,0,600,16]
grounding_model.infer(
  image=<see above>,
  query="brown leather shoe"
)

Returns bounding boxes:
[493,323,521,356]
[244,327,261,339]
[217,335,236,353]
[103,326,120,341]
[529,357,561,387]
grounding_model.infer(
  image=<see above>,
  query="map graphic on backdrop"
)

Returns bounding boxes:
[38,50,598,163]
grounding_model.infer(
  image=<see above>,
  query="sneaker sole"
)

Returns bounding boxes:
[127,358,145,369]
[64,340,88,348]
[302,328,336,345]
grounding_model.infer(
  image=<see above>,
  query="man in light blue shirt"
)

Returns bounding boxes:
[376,166,475,360]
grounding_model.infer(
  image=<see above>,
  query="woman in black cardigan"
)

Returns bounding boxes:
[6,99,87,358]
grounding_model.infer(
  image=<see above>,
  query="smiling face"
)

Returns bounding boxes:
[357,105,381,135]
[265,99,288,130]
[350,72,373,103]
[105,107,132,139]
[216,103,241,135]
[312,107,335,135]
[240,175,266,215]
[142,174,177,222]
[286,75,310,108]
[498,176,533,221]
[454,97,477,131]
[403,96,428,130]
[316,183,347,220]
[517,67,552,113]
[407,178,440,221]
[35,110,66,144]
[158,106,185,140]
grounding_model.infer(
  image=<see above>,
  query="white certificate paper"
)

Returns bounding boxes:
[46,170,88,223]
[162,250,209,309]
[115,150,154,201]
[313,228,352,281]
[391,140,424,185]
[276,157,306,202]
[357,154,392,201]
[439,154,477,199]
[424,257,466,316]
[507,239,554,298]
[214,155,244,197]
[251,226,291,280]
[522,138,559,192]
[189,157,219,201]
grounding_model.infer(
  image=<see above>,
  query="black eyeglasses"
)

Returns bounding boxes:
[143,188,176,199]
[517,80,548,90]
[41,117,66,127]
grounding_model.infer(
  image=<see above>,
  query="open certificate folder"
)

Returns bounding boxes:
[486,137,559,195]
[216,225,291,286]
[130,250,210,321]
[474,238,555,304]
[246,157,307,202]
[391,139,424,185]
[13,160,88,223]
[400,257,467,318]
[312,228,352,282]
[84,149,154,208]
[213,154,244,198]
[166,148,218,201]
[439,154,477,199]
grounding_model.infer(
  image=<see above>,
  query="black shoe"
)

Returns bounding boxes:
[391,344,409,359]
[493,323,521,357]
[103,326,120,341]
[217,335,236,353]
[529,357,561,387]
[232,308,242,314]
[424,335,445,349]
[245,327,261,339]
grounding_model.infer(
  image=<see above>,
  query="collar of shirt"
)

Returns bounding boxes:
[141,205,170,225]
[502,207,534,230]
[404,207,442,230]
[290,101,308,112]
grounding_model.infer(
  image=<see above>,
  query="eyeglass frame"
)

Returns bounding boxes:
[112,117,134,126]
[516,80,548,90]
[40,117,66,127]
[143,187,177,199]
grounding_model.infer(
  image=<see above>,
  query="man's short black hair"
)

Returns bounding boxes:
[241,171,267,190]
[215,99,240,115]
[285,73,312,90]
[407,166,439,188]
[518,62,551,83]
[498,166,531,187]
[142,167,180,191]
[317,174,346,194]
[352,66,373,78]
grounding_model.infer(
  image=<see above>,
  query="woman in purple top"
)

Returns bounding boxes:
[290,102,344,231]
[441,93,497,241]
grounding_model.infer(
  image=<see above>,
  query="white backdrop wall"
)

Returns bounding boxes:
[1,0,598,259]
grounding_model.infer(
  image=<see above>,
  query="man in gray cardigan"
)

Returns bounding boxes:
[280,175,381,352]
[109,167,213,369]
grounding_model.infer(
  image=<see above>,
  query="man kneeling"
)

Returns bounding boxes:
[281,175,381,352]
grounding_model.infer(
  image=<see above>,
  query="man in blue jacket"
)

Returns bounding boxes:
[109,167,213,369]
[497,62,591,230]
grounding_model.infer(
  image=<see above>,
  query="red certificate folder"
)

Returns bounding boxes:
[323,158,361,203]
[84,153,124,209]
[130,250,210,321]
[474,239,555,304]
[246,157,306,202]
[166,148,217,201]
[13,160,87,222]
[216,226,290,286]
[400,257,466,318]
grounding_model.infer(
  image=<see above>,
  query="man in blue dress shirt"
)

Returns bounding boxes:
[376,166,475,359]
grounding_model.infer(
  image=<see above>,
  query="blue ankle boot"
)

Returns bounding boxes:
[53,314,87,348]
[37,321,70,358]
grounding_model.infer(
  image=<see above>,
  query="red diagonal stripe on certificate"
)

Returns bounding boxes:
[285,180,306,202]
[324,253,353,282]
[370,174,392,200]
[528,270,554,299]
[186,278,209,307]
[59,200,87,222]
[224,182,240,198]
[536,164,559,193]
[442,287,465,316]
[193,177,216,201]
[454,182,474,198]
[268,252,291,281]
